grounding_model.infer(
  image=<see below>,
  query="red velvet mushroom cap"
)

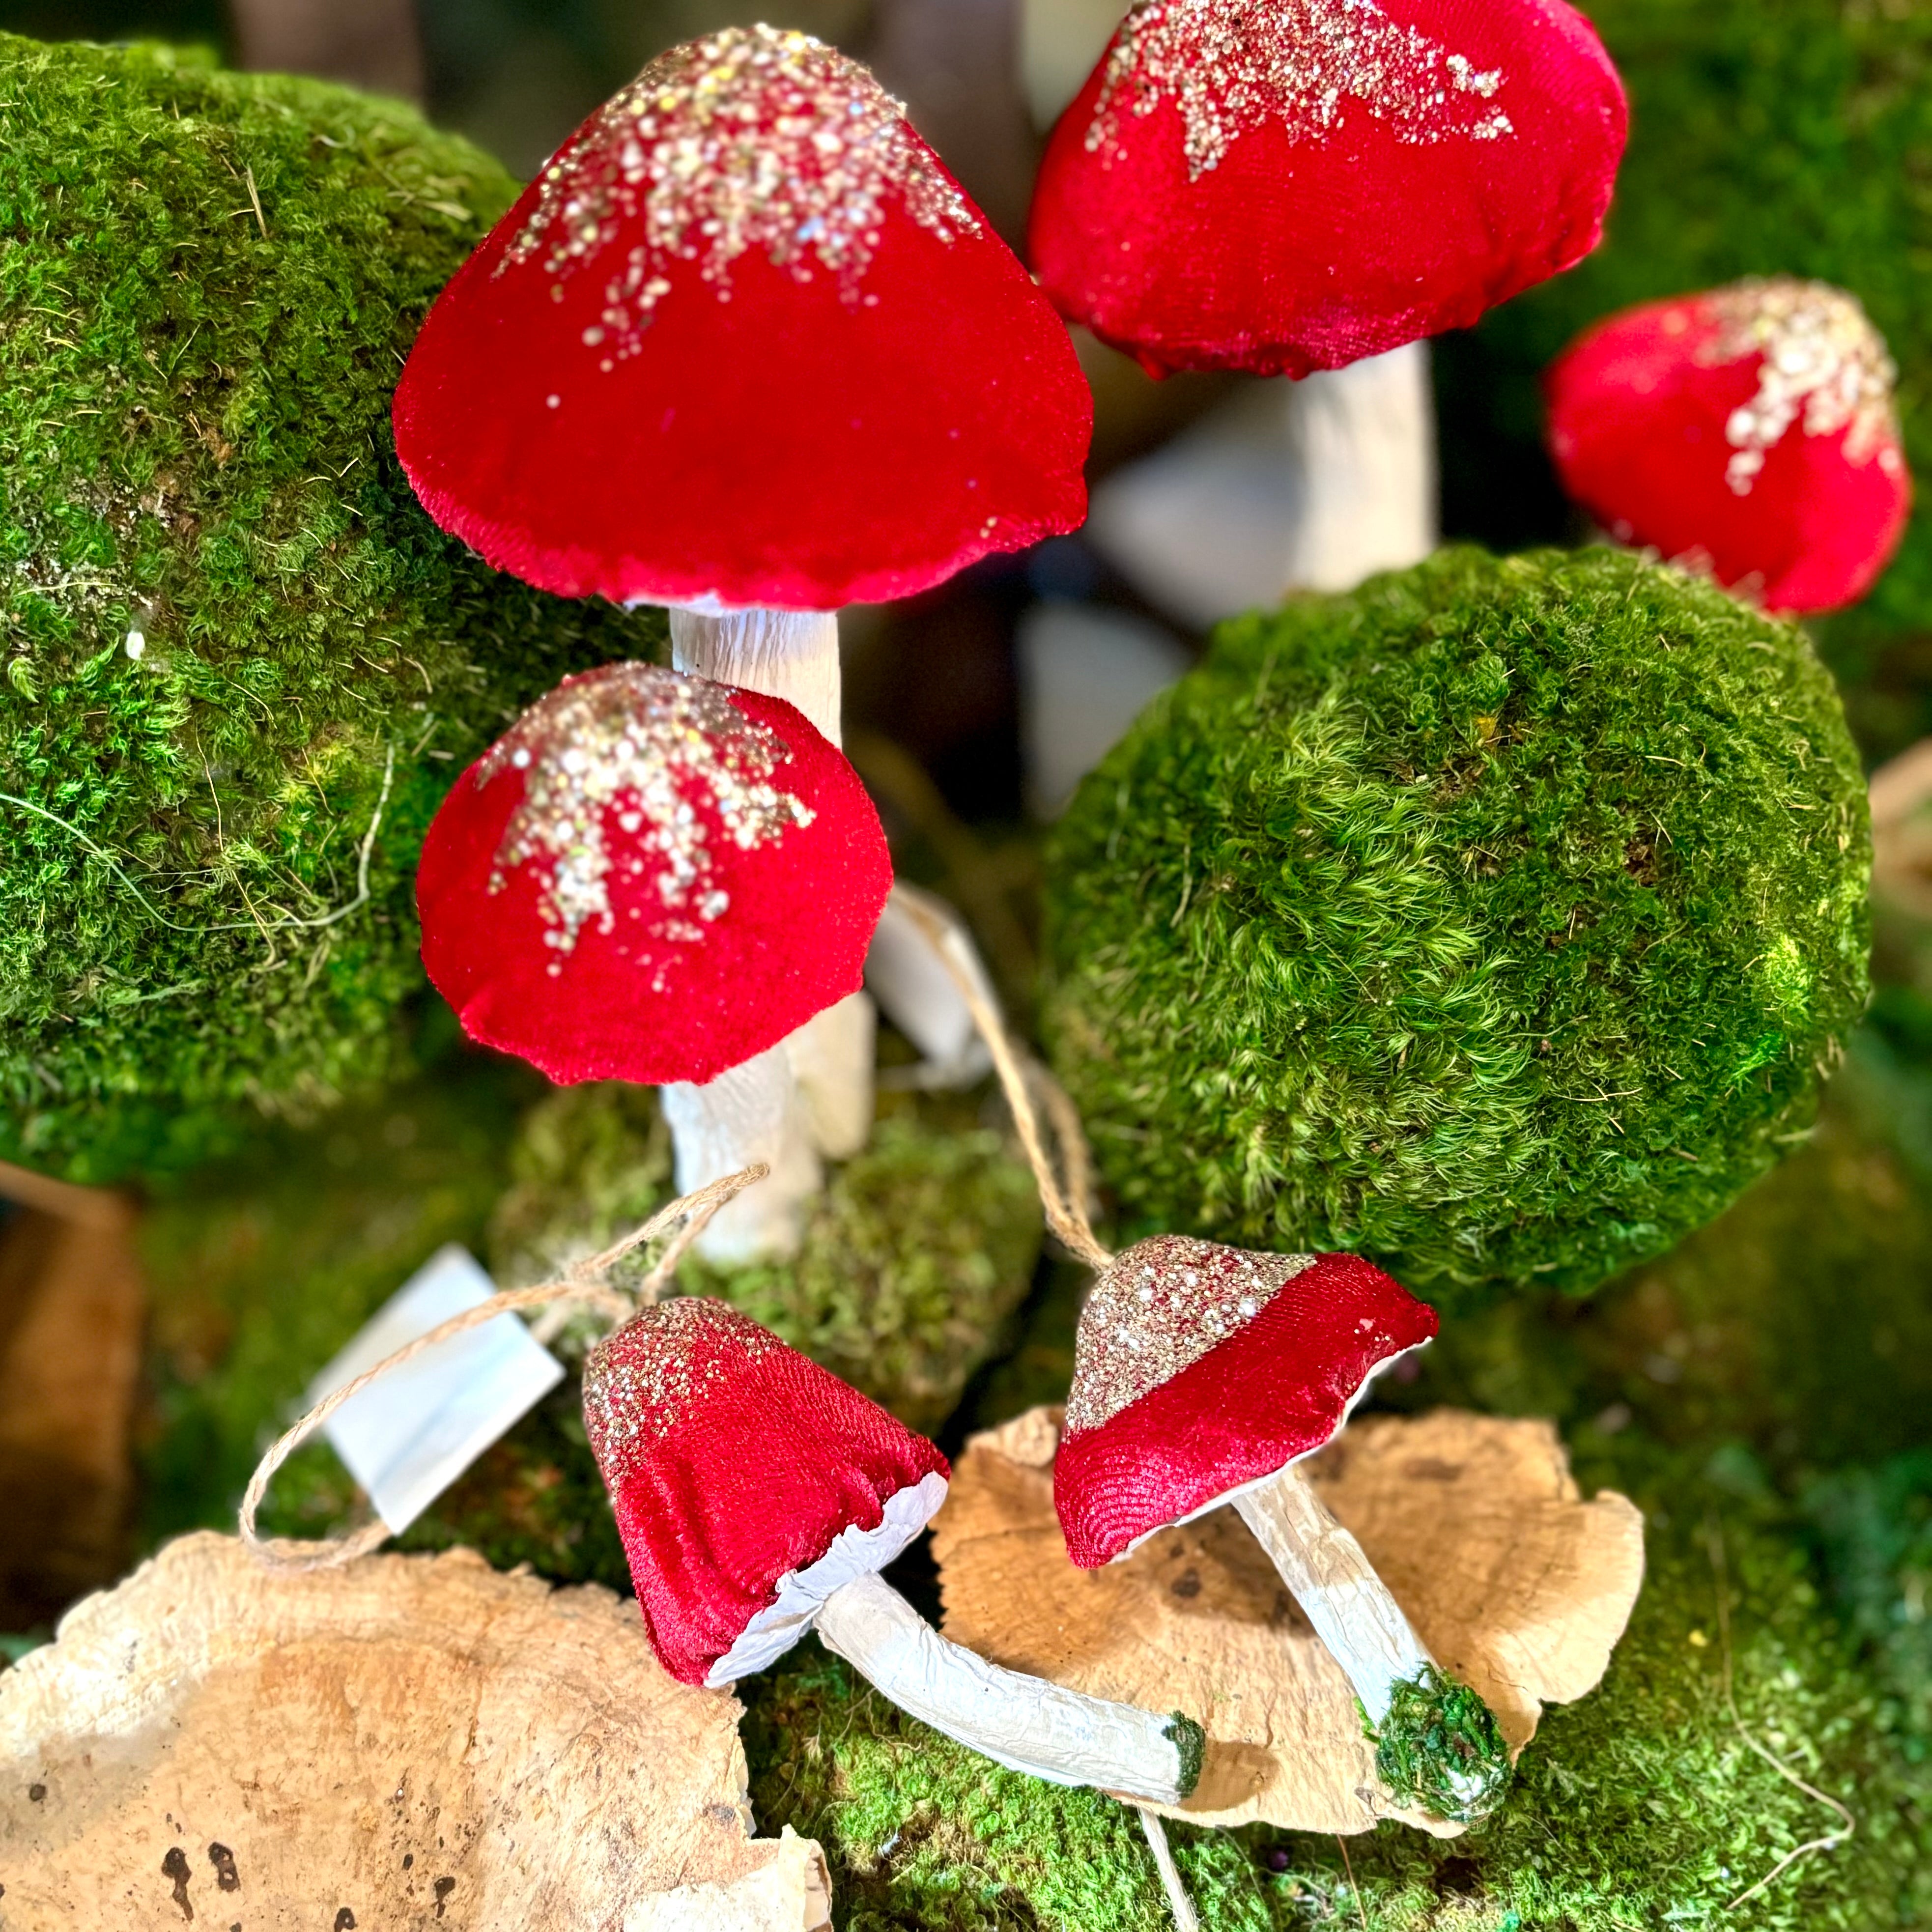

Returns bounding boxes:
[583,1297,950,1686]
[416,662,892,1086]
[1028,0,1628,378]
[394,25,1091,611]
[1545,278,1911,616]
[1054,1236,1437,1568]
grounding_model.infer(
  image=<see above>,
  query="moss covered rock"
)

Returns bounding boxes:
[0,35,659,1183]
[1042,547,1870,1302]
[491,1080,1044,1433]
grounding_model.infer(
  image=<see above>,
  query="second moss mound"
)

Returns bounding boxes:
[1043,547,1870,1301]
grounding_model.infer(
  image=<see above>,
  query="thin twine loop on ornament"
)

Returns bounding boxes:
[238,1163,768,1572]
[894,894,1112,1269]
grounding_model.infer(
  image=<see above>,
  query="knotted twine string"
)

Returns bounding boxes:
[895,897,1216,1930]
[238,1162,769,1572]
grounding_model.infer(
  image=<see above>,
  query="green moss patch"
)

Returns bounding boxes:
[0,35,660,1183]
[1043,547,1870,1301]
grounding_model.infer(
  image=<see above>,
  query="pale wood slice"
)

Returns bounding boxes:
[0,1533,831,1930]
[934,1407,1645,1835]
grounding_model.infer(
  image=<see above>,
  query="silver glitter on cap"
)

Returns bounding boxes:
[1695,278,1903,497]
[584,1296,782,1489]
[1065,1233,1315,1431]
[1087,0,1512,181]
[503,24,978,359]
[481,662,814,975]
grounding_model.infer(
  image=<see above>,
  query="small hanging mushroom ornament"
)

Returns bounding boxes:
[1027,0,1628,378]
[1545,277,1910,615]
[395,25,1091,1257]
[416,661,891,1112]
[1056,1236,1511,1823]
[581,1295,1207,1803]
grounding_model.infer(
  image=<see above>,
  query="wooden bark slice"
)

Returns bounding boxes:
[933,1406,1645,1835]
[0,1532,830,1929]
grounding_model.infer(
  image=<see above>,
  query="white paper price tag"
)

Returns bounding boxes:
[307,1244,566,1534]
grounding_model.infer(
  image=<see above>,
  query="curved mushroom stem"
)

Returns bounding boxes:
[665,604,872,1260]
[813,1568,1204,1803]
[1234,1462,1511,1822]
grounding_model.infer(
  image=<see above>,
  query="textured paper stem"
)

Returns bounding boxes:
[1235,1461,1434,1724]
[814,1569,1195,1802]
[667,603,865,1259]
[1138,1808,1200,1932]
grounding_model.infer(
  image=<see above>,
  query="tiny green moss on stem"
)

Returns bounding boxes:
[1372,1665,1513,1824]
[1164,1712,1206,1799]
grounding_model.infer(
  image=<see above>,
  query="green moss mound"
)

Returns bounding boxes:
[1432,0,1932,755]
[1376,1665,1513,1825]
[0,35,659,1184]
[490,1079,1045,1433]
[1042,547,1870,1301]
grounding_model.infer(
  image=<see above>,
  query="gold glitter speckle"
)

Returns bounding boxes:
[584,1296,781,1488]
[502,25,978,357]
[481,662,813,974]
[1698,278,1902,496]
[1087,0,1512,181]
[1066,1234,1315,1431]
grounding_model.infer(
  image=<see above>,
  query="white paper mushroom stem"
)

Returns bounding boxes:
[811,1569,1198,1802]
[1233,1463,1434,1725]
[663,602,871,1262]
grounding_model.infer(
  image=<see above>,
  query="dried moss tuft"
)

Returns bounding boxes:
[0,35,660,1182]
[1043,547,1871,1302]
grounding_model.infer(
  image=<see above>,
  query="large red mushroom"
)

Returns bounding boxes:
[1027,0,1627,380]
[1545,277,1910,615]
[395,24,1092,1256]
[583,1295,1205,1801]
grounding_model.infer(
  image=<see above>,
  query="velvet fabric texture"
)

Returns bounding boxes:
[582,1298,950,1686]
[1546,284,1911,615]
[395,28,1090,610]
[1028,0,1627,378]
[417,665,892,1086]
[1055,1247,1437,1567]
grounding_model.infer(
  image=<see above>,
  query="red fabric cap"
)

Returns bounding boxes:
[1546,279,1911,616]
[1054,1238,1437,1568]
[416,662,892,1086]
[1028,0,1627,378]
[394,26,1090,611]
[583,1297,950,1686]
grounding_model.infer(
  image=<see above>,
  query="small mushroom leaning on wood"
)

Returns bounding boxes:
[394,24,1091,1258]
[416,661,892,1255]
[581,1295,1205,1803]
[1054,1235,1512,1822]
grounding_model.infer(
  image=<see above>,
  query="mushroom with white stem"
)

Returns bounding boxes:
[415,660,892,1259]
[393,24,1091,1260]
[895,894,1513,1827]
[581,1294,1206,1803]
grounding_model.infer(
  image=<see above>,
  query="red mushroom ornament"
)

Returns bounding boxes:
[584,1297,1206,1801]
[1028,0,1628,379]
[416,661,891,1089]
[1545,277,1910,615]
[396,25,1089,1260]
[1055,1235,1511,1823]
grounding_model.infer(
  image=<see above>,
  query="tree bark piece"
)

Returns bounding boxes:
[933,1407,1645,1836]
[0,1533,831,1929]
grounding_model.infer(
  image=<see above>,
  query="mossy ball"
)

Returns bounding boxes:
[1043,547,1871,1301]
[0,36,658,1183]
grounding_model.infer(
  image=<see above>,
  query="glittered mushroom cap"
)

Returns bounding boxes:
[393,26,1091,611]
[1546,278,1911,616]
[1054,1237,1438,1567]
[582,1297,950,1686]
[416,662,892,1086]
[1028,0,1628,378]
